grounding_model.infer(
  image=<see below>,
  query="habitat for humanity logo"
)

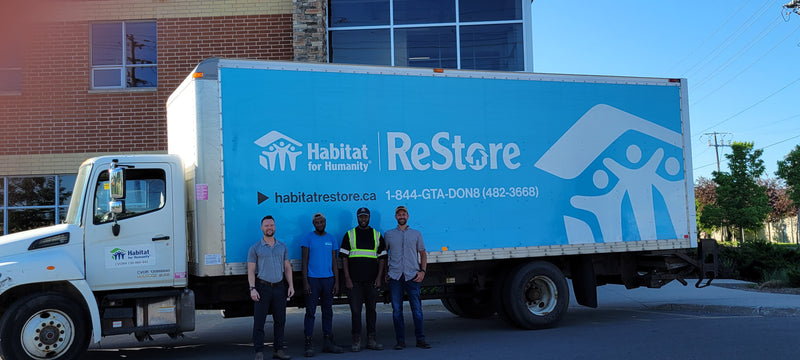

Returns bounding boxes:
[535,104,688,244]
[255,131,303,171]
[255,131,370,173]
[110,247,126,260]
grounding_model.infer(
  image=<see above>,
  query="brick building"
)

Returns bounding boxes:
[0,0,532,234]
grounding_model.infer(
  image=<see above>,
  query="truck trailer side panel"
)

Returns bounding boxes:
[174,59,695,276]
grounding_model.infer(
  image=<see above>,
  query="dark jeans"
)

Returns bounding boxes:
[253,282,287,353]
[348,280,378,336]
[304,276,335,337]
[389,277,425,343]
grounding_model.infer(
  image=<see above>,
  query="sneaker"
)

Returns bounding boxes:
[273,349,291,360]
[416,340,432,349]
[393,342,406,350]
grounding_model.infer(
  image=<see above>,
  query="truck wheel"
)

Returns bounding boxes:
[441,296,495,319]
[492,266,520,327]
[505,261,569,329]
[440,297,463,316]
[0,292,90,360]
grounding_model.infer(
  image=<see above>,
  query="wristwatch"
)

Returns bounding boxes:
[249,286,256,291]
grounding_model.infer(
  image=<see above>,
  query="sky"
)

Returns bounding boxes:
[531,0,800,182]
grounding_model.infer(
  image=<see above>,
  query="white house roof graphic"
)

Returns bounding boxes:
[254,130,303,148]
[534,104,682,180]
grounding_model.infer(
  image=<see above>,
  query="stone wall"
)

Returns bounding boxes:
[293,0,327,62]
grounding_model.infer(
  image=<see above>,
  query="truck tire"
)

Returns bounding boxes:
[440,297,462,316]
[505,261,569,329]
[0,292,90,360]
[492,266,520,327]
[441,296,495,319]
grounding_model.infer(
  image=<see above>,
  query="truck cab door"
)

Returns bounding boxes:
[84,163,176,290]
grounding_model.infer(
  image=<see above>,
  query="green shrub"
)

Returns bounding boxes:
[788,266,800,287]
[718,241,800,284]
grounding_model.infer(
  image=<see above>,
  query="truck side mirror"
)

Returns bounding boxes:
[109,163,125,200]
[108,160,125,237]
[109,200,124,214]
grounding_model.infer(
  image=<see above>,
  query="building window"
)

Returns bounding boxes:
[329,0,529,71]
[1,175,75,235]
[91,21,157,89]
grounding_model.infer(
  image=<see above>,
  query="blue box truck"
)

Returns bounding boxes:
[0,59,715,360]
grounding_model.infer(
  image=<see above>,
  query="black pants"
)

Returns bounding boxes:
[348,281,378,336]
[253,282,287,353]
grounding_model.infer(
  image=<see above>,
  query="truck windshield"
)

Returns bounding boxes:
[64,164,92,225]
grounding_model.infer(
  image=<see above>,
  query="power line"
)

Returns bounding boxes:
[761,133,800,149]
[697,74,800,134]
[664,0,753,74]
[738,112,800,133]
[692,21,800,105]
[694,162,719,171]
[682,0,774,78]
[693,13,782,90]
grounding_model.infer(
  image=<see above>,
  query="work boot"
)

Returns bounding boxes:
[304,336,315,357]
[323,334,344,354]
[273,348,291,360]
[255,352,264,360]
[351,335,361,352]
[416,339,432,349]
[365,335,383,350]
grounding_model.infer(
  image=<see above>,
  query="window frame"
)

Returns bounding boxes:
[92,168,167,225]
[90,20,158,90]
[0,174,76,235]
[328,0,532,71]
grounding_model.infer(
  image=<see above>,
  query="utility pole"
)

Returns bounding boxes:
[702,132,733,242]
[702,132,732,172]
[785,0,799,11]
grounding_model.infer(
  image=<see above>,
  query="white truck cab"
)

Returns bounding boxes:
[0,155,193,360]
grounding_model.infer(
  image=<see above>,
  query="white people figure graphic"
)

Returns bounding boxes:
[570,145,683,243]
[569,167,626,242]
[653,154,687,237]
[535,105,687,244]
[255,131,304,171]
[272,141,301,171]
[261,145,280,171]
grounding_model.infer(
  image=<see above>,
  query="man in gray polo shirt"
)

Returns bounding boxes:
[385,206,431,350]
[248,215,295,360]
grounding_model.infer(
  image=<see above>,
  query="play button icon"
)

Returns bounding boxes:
[258,192,269,205]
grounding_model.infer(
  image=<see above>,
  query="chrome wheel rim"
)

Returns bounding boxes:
[21,309,75,359]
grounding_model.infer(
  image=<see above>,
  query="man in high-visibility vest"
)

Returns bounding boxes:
[339,207,387,352]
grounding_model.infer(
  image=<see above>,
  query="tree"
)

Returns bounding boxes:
[777,145,800,208]
[758,178,797,242]
[776,144,800,243]
[758,178,796,222]
[694,176,717,235]
[700,142,771,242]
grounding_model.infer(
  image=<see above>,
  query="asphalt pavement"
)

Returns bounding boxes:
[73,279,798,360]
[590,279,800,316]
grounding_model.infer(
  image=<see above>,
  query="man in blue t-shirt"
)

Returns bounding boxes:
[301,213,344,357]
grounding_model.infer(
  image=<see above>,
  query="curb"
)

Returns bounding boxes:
[650,304,800,317]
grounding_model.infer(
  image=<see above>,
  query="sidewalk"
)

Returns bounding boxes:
[589,279,800,316]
